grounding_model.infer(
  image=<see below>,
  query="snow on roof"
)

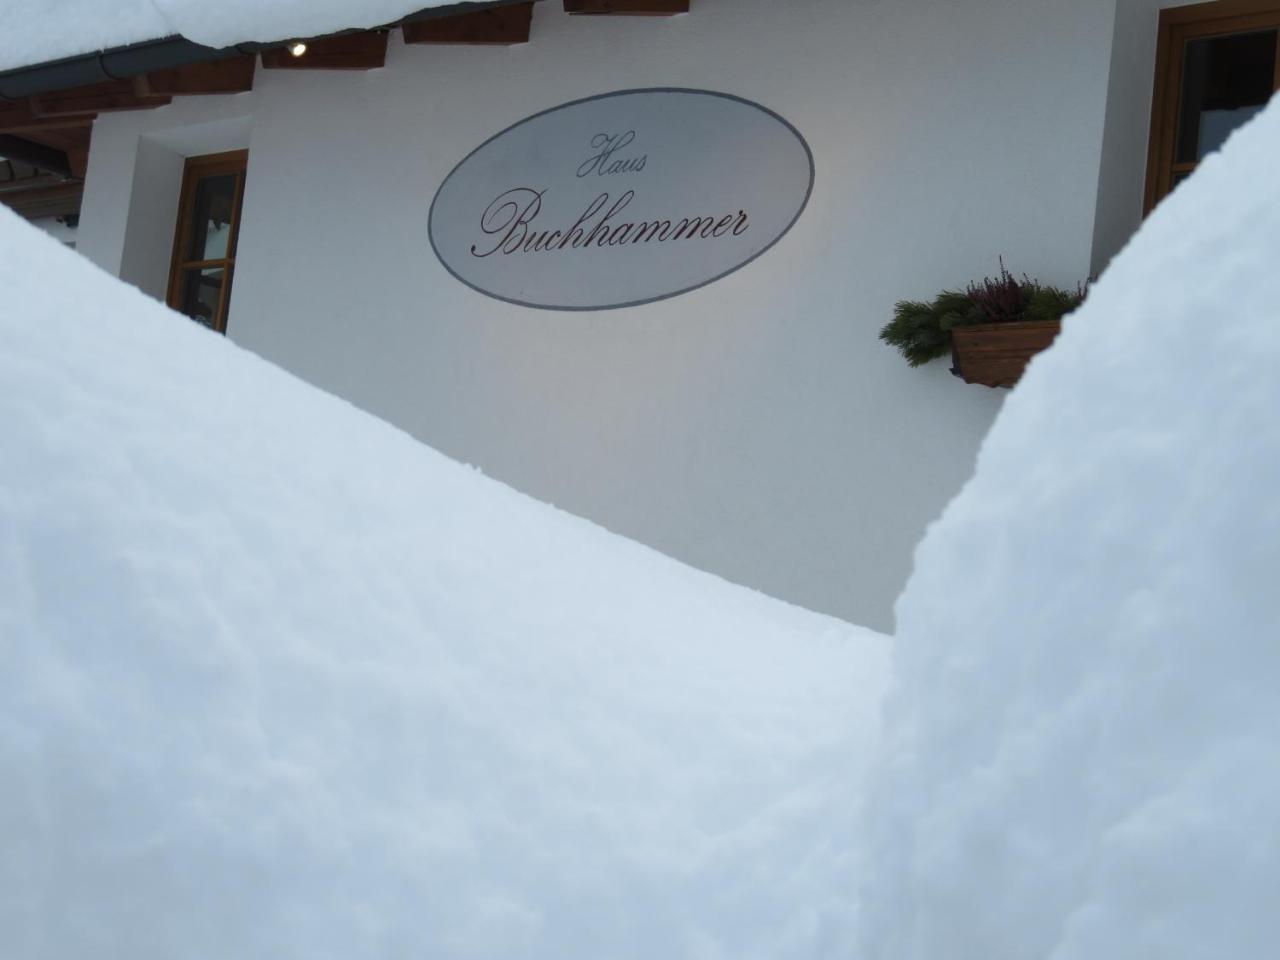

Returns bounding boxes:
[0,0,457,74]
[0,205,891,956]
[859,96,1280,957]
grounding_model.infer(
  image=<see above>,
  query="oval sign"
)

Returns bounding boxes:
[428,88,814,311]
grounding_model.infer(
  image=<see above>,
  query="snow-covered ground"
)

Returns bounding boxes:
[857,96,1280,958]
[0,0,460,73]
[0,204,891,958]
[4,45,1280,960]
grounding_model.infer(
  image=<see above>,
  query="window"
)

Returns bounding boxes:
[1146,0,1280,211]
[167,150,247,333]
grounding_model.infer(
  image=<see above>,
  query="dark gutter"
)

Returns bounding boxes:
[0,0,539,100]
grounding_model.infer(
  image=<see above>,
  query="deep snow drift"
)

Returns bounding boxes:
[0,0,461,73]
[0,205,892,959]
[6,57,1280,960]
[857,97,1280,957]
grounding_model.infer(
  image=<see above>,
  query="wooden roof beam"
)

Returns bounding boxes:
[136,55,256,97]
[30,79,169,118]
[260,31,389,70]
[0,180,83,219]
[0,98,95,133]
[0,134,72,177]
[403,3,534,45]
[564,0,689,14]
[65,144,88,179]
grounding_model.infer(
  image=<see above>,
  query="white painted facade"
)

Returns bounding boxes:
[76,0,1187,631]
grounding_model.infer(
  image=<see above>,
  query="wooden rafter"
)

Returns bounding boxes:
[136,56,257,97]
[65,144,88,179]
[0,134,72,177]
[0,159,45,187]
[31,79,169,118]
[564,0,689,14]
[0,98,95,133]
[260,31,389,70]
[403,3,535,45]
[0,180,83,219]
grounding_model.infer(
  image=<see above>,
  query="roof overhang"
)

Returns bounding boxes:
[0,0,538,100]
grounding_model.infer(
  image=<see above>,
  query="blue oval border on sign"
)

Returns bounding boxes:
[427,87,816,312]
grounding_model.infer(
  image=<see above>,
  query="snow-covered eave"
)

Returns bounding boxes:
[0,0,533,90]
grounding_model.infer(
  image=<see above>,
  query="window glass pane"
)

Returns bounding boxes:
[186,173,238,261]
[178,265,229,329]
[1176,29,1277,164]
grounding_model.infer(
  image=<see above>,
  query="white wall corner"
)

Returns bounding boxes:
[1090,0,1202,275]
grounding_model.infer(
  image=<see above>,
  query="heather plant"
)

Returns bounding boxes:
[966,262,1025,324]
[880,262,1086,367]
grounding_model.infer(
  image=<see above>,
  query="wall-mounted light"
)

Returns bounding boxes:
[287,41,308,57]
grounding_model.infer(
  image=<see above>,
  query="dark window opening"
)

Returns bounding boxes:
[167,150,247,334]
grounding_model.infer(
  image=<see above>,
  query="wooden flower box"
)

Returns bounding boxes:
[950,319,1062,388]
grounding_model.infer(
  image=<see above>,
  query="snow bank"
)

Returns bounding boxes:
[0,204,891,959]
[859,97,1280,957]
[0,0,459,74]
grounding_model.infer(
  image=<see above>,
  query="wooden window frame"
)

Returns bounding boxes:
[1145,0,1280,213]
[166,149,248,334]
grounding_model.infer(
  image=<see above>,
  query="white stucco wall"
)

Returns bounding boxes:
[1091,0,1200,274]
[80,0,1136,632]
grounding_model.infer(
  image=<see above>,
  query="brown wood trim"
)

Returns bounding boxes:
[0,107,98,135]
[1157,0,1280,25]
[1,124,90,181]
[564,0,689,14]
[0,180,83,219]
[137,56,256,96]
[166,149,248,334]
[403,3,534,44]
[1144,0,1280,214]
[0,99,42,130]
[173,150,249,178]
[260,31,388,70]
[5,60,250,133]
[30,79,169,117]
[1144,11,1181,213]
[173,256,238,271]
[65,145,89,179]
